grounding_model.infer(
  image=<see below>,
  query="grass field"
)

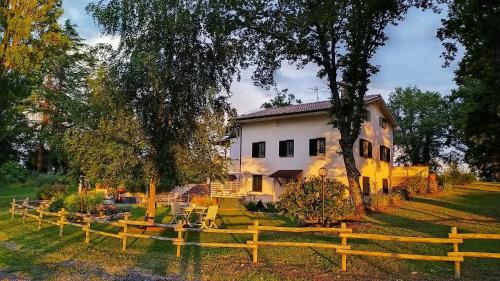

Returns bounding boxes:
[1,182,499,281]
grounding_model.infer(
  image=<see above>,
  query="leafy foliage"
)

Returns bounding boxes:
[0,0,69,166]
[173,95,231,185]
[261,88,302,109]
[388,86,452,167]
[36,183,69,200]
[87,0,245,188]
[0,161,28,183]
[64,67,150,189]
[48,197,64,212]
[438,0,500,181]
[277,177,354,224]
[439,161,477,186]
[25,20,96,173]
[63,192,104,214]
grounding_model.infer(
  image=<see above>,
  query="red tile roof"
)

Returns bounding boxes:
[236,94,381,121]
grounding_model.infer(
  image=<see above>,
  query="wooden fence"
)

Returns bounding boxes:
[10,198,500,279]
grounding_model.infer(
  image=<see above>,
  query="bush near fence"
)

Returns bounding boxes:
[10,197,500,280]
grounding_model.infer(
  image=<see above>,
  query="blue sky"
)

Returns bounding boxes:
[62,1,460,114]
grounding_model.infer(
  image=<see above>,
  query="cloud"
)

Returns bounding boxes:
[62,1,460,115]
[86,35,120,49]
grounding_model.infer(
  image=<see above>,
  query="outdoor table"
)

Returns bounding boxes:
[181,206,207,227]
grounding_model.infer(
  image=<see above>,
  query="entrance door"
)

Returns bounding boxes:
[383,179,389,194]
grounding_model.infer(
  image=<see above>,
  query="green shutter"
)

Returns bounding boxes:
[309,139,317,156]
[279,141,286,157]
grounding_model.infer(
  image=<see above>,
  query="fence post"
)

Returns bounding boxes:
[176,222,183,257]
[10,198,15,219]
[38,208,43,230]
[58,208,66,237]
[252,220,259,263]
[121,214,129,252]
[84,216,91,244]
[451,226,461,279]
[341,222,347,272]
[22,198,28,223]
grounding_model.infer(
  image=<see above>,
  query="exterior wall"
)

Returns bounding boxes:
[230,103,394,202]
[391,165,429,186]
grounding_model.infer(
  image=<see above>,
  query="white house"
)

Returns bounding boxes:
[216,94,400,202]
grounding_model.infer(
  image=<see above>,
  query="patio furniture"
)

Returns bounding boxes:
[169,203,187,224]
[182,205,208,227]
[199,205,218,229]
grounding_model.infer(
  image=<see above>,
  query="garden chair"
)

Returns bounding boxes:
[199,205,218,229]
[169,202,187,224]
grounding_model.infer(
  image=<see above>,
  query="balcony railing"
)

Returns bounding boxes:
[210,181,244,198]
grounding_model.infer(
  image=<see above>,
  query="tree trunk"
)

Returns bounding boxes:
[340,141,365,213]
[36,141,44,173]
[146,178,157,223]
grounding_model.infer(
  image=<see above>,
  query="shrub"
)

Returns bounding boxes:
[244,201,258,212]
[370,194,390,211]
[36,184,70,200]
[388,193,403,206]
[406,176,426,194]
[63,192,104,214]
[265,202,278,213]
[33,173,71,187]
[48,197,64,212]
[0,161,28,183]
[255,200,265,211]
[277,177,354,224]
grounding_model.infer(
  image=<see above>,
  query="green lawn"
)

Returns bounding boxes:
[1,182,499,281]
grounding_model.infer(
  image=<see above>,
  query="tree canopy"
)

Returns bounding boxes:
[388,86,452,168]
[0,0,69,165]
[87,0,245,189]
[438,0,500,180]
[261,88,302,109]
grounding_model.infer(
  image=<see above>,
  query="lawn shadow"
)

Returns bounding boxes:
[411,191,500,219]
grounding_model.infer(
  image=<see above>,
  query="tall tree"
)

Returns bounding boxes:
[388,86,451,168]
[438,0,500,181]
[26,20,94,172]
[88,0,246,220]
[64,67,150,188]
[242,0,424,212]
[0,0,68,165]
[261,88,302,109]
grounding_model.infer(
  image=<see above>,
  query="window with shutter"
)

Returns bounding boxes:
[279,140,294,157]
[317,138,325,155]
[359,139,372,158]
[252,142,265,158]
[363,109,371,122]
[379,145,390,162]
[309,138,325,156]
[379,117,388,129]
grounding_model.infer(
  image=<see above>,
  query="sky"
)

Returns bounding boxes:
[61,1,460,115]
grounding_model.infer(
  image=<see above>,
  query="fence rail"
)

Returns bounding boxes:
[10,197,500,279]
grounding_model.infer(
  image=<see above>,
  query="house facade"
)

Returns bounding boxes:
[225,95,400,202]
